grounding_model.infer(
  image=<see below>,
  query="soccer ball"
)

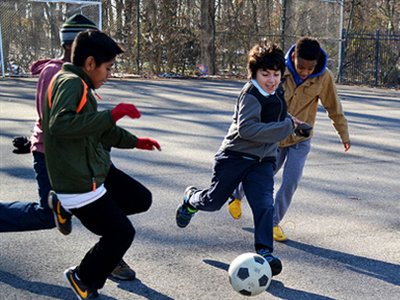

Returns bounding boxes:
[228,252,272,296]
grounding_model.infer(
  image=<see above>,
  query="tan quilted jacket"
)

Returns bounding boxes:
[280,68,350,148]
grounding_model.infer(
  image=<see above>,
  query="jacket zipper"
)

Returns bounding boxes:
[276,91,284,122]
[260,92,284,162]
[85,146,96,192]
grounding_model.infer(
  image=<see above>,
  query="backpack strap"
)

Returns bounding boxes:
[47,76,88,113]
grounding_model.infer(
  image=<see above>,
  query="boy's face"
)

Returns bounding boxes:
[291,52,318,80]
[255,68,281,94]
[84,57,115,89]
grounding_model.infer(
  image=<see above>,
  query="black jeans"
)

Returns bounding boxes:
[71,164,152,289]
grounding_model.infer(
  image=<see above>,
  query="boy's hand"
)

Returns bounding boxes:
[112,103,141,122]
[294,123,313,137]
[343,141,351,152]
[12,136,31,154]
[136,137,161,151]
[290,116,303,128]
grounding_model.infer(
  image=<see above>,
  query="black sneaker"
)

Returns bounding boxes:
[257,248,283,276]
[64,266,99,300]
[176,186,198,228]
[48,190,72,235]
[110,259,136,281]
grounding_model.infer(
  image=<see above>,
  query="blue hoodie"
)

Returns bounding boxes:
[285,44,328,87]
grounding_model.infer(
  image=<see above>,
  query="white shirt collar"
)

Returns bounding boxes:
[251,79,275,96]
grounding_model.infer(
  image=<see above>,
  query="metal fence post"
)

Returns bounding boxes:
[338,28,346,83]
[374,30,380,86]
[337,0,344,83]
[0,23,4,79]
[280,0,287,51]
[136,0,141,73]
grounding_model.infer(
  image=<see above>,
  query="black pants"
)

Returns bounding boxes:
[71,164,152,289]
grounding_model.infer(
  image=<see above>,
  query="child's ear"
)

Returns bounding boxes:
[83,56,96,72]
[291,51,295,61]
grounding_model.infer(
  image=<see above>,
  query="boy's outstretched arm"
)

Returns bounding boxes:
[112,103,141,122]
[136,137,161,151]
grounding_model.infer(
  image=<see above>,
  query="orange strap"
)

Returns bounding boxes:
[47,76,88,113]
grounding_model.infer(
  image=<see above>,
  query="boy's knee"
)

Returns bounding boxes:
[126,224,135,245]
[135,190,152,213]
[142,190,152,212]
[119,221,135,247]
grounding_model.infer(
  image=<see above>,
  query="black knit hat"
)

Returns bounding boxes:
[60,14,98,45]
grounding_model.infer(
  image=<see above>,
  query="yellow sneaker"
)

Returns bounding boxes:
[273,225,287,242]
[228,198,242,219]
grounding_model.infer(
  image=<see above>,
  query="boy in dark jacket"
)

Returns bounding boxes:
[175,42,301,276]
[43,30,161,299]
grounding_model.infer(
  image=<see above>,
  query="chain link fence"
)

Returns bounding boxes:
[0,0,100,77]
[1,0,398,87]
[0,0,342,78]
[340,30,400,87]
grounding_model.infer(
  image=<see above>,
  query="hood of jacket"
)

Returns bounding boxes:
[30,58,64,75]
[285,44,328,86]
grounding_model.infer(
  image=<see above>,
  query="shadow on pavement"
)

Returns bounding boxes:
[0,269,116,299]
[114,277,174,300]
[268,280,336,300]
[283,240,400,286]
[203,259,334,299]
[243,227,400,286]
[203,259,229,271]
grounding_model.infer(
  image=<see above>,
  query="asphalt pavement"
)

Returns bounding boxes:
[0,77,399,300]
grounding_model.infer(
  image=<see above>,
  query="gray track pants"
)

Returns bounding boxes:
[233,139,311,227]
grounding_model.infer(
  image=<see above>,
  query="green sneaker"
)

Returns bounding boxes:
[176,186,198,228]
[257,248,282,276]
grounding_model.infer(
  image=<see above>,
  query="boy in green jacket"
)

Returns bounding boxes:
[229,37,351,242]
[43,30,160,300]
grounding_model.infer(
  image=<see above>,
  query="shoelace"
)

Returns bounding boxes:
[257,249,273,261]
[180,206,195,218]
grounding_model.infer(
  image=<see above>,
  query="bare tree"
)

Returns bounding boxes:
[200,0,216,75]
[141,0,162,74]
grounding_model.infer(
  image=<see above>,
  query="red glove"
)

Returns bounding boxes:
[136,137,161,151]
[112,103,141,122]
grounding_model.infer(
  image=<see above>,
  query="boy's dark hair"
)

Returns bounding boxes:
[294,37,321,61]
[72,30,124,67]
[247,42,285,79]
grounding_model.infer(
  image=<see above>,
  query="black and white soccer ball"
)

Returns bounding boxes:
[228,252,272,296]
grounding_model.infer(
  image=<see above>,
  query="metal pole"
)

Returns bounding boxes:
[136,0,141,73]
[98,0,102,31]
[374,30,380,86]
[280,0,287,50]
[337,0,344,83]
[0,24,5,79]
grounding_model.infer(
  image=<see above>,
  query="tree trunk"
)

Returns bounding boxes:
[200,0,216,75]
